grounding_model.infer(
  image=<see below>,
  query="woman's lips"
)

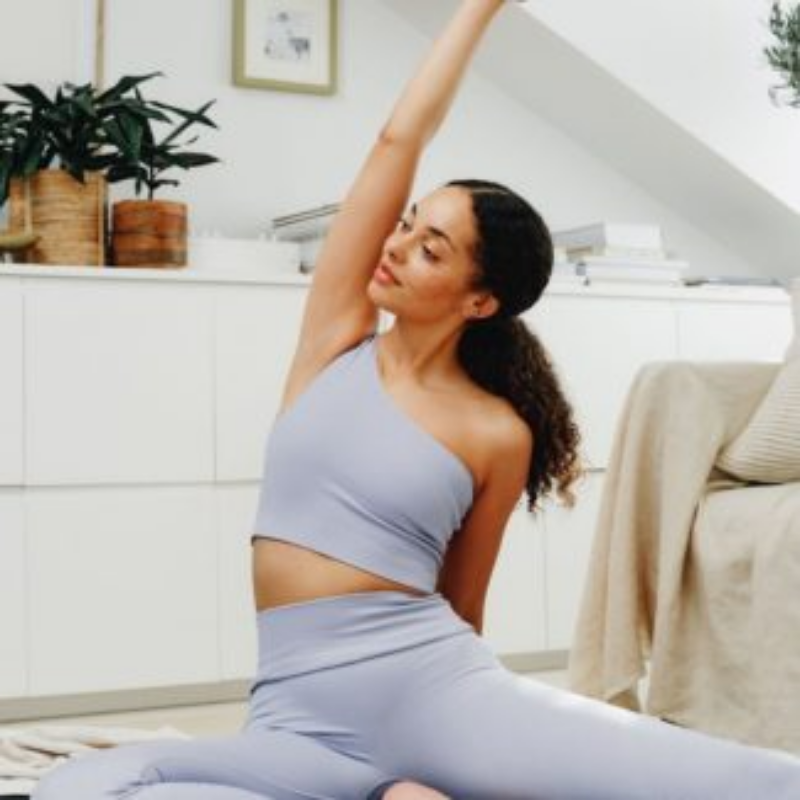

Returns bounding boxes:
[374,263,401,285]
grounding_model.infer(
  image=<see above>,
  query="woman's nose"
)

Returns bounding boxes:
[386,237,405,264]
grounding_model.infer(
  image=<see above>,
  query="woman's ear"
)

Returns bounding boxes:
[464,292,500,322]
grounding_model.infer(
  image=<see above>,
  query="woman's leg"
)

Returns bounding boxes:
[377,635,800,800]
[33,726,392,800]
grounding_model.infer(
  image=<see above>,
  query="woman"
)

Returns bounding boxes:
[34,0,800,798]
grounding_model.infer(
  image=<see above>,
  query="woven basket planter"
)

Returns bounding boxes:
[111,200,188,269]
[8,170,107,266]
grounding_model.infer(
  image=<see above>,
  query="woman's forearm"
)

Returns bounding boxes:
[380,0,507,148]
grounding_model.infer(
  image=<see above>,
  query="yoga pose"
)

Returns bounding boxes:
[34,1,800,797]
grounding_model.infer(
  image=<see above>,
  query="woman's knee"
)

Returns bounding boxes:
[33,741,169,799]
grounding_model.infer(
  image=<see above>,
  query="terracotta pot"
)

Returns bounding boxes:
[111,199,188,268]
[8,170,107,266]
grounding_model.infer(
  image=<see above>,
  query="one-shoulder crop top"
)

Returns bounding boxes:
[251,332,475,593]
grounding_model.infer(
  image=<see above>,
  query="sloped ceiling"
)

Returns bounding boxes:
[380,0,800,284]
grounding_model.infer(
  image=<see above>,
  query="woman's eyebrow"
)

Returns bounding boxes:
[409,204,456,252]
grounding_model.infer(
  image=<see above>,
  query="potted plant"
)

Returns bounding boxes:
[0,99,38,259]
[765,1,800,348]
[765,1,800,106]
[0,74,163,265]
[105,88,219,269]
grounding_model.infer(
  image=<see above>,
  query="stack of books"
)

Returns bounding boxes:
[551,245,585,284]
[268,203,340,273]
[552,222,689,286]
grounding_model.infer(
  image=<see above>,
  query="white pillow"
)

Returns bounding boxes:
[716,281,800,483]
[786,277,800,360]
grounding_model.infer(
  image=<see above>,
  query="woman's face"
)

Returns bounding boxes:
[368,186,496,325]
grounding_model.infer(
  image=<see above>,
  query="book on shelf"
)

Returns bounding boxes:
[553,245,569,264]
[578,254,689,271]
[565,244,668,261]
[268,203,341,271]
[582,270,683,286]
[683,276,783,288]
[269,204,340,240]
[553,222,663,253]
[550,261,585,285]
[577,254,689,285]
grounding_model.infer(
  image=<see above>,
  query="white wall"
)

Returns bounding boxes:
[531,0,800,214]
[0,0,88,88]
[0,0,766,277]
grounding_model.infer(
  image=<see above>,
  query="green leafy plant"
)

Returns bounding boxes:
[765,1,800,106]
[105,91,220,200]
[0,100,31,205]
[0,73,219,206]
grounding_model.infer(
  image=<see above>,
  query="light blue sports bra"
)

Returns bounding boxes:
[251,332,475,592]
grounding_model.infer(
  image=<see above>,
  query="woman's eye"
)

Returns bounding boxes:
[398,217,412,231]
[422,246,439,262]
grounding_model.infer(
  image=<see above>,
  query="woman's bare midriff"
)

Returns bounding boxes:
[252,536,430,612]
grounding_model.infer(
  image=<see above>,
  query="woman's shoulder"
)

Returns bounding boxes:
[458,382,532,465]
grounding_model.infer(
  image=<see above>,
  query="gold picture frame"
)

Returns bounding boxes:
[233,0,338,95]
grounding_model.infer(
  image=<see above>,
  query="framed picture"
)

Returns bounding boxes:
[233,0,338,95]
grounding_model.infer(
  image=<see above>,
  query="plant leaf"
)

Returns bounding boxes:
[96,72,163,104]
[4,83,54,108]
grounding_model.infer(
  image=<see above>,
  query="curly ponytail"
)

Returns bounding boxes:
[448,179,584,514]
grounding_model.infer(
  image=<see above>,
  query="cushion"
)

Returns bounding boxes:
[716,357,800,484]
[716,278,800,483]
[786,276,800,360]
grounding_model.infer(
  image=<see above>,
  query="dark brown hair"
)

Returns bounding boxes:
[447,179,584,513]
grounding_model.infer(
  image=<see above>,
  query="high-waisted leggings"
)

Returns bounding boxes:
[33,590,800,799]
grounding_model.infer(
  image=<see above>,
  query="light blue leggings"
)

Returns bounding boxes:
[33,591,800,799]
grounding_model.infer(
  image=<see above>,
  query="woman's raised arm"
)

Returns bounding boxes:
[290,0,509,362]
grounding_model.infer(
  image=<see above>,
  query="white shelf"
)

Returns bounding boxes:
[0,264,790,306]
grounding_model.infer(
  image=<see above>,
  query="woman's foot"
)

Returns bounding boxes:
[383,781,451,799]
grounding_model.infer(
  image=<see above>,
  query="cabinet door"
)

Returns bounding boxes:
[528,295,676,470]
[25,280,215,485]
[483,500,547,655]
[27,487,218,695]
[543,472,604,651]
[0,491,26,697]
[216,285,306,481]
[217,485,260,681]
[676,301,792,361]
[0,280,23,486]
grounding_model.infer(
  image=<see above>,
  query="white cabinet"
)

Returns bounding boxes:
[484,502,548,655]
[26,487,219,695]
[0,491,26,697]
[217,485,260,681]
[676,300,792,361]
[0,266,791,712]
[216,286,306,481]
[528,295,676,470]
[25,281,215,485]
[542,473,605,650]
[0,280,23,485]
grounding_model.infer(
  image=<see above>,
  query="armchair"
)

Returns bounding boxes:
[568,344,800,754]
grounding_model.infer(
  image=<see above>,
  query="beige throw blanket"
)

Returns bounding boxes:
[568,360,789,740]
[0,723,190,795]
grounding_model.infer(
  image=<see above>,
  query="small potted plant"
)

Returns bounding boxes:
[106,87,219,269]
[765,1,800,351]
[0,99,38,259]
[0,74,162,266]
[765,1,800,107]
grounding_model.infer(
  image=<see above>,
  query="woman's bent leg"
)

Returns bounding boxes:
[33,727,391,800]
[379,635,800,800]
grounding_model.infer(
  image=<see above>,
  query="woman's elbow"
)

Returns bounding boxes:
[376,125,425,153]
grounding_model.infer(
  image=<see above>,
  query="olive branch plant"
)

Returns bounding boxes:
[765,0,800,106]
